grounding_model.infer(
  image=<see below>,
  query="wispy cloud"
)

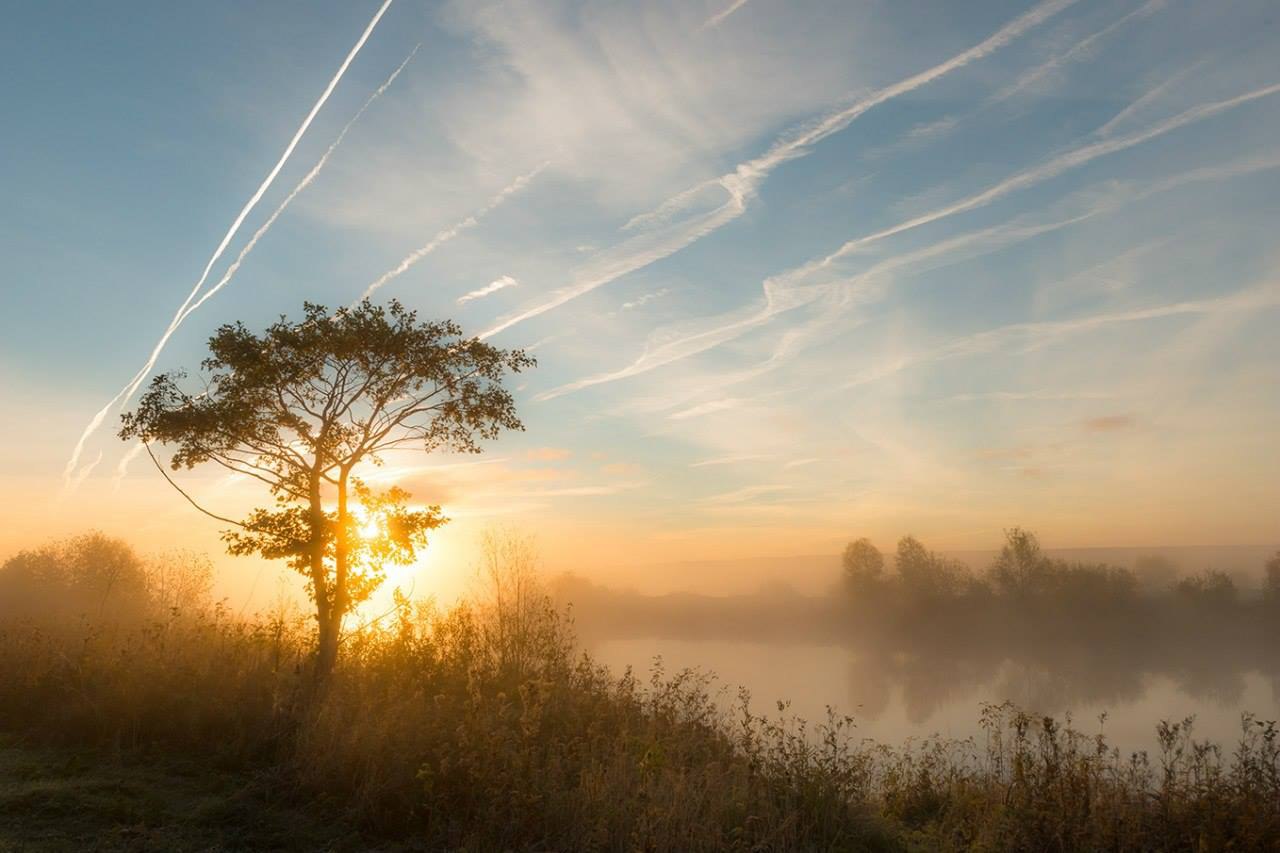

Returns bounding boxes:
[361,164,546,302]
[825,81,1280,257]
[458,275,518,305]
[992,0,1166,103]
[622,288,671,311]
[633,0,1077,230]
[64,0,399,487]
[843,283,1280,390]
[703,484,793,504]
[702,0,753,30]
[537,138,1280,407]
[481,0,1073,341]
[667,398,747,420]
[1095,60,1207,137]
[111,441,147,492]
[537,202,1105,401]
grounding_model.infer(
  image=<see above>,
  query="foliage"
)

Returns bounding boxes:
[0,533,210,625]
[2,533,1278,850]
[119,300,533,672]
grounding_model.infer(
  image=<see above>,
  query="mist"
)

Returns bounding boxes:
[552,529,1280,752]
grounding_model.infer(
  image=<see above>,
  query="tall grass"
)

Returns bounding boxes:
[1,534,1277,850]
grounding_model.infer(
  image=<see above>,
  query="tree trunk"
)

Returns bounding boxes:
[309,470,337,686]
[316,611,340,680]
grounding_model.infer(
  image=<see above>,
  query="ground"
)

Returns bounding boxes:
[0,736,384,852]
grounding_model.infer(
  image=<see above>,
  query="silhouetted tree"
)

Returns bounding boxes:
[0,532,150,622]
[120,300,533,678]
[895,535,966,597]
[1264,551,1280,604]
[1175,569,1238,608]
[988,527,1046,597]
[841,538,884,593]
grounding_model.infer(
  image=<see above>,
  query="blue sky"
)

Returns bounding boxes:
[3,0,1278,587]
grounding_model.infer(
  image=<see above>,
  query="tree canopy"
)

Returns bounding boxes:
[120,299,534,674]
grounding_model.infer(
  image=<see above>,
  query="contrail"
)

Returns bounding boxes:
[103,46,420,486]
[68,452,104,493]
[631,0,1078,233]
[481,0,1077,339]
[64,0,397,487]
[992,0,1165,103]
[457,275,518,305]
[702,0,752,30]
[358,164,548,302]
[111,442,147,493]
[536,144,1280,401]
[179,45,419,322]
[812,81,1280,260]
[1094,60,1206,137]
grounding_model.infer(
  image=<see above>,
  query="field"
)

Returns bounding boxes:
[2,535,1278,851]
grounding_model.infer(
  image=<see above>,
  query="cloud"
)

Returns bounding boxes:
[1094,60,1208,138]
[667,398,747,420]
[621,289,671,311]
[822,81,1280,257]
[458,275,518,305]
[702,0,753,30]
[991,0,1166,103]
[843,283,1280,390]
[111,441,147,493]
[361,165,546,302]
[1082,414,1136,432]
[537,200,1106,401]
[480,0,1073,341]
[64,0,399,487]
[540,109,1280,404]
[703,484,793,504]
[631,0,1078,229]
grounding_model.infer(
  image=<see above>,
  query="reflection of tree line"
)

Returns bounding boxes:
[554,529,1280,720]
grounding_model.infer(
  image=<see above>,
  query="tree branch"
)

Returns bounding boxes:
[145,442,246,529]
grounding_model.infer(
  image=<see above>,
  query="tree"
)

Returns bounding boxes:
[120,300,534,677]
[0,532,150,623]
[987,527,1047,597]
[841,538,884,594]
[1264,551,1280,604]
[894,535,966,598]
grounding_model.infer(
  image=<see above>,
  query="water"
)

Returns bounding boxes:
[593,637,1279,755]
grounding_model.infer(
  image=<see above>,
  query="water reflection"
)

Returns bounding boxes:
[559,532,1280,751]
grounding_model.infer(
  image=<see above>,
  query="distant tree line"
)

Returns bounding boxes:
[0,532,213,625]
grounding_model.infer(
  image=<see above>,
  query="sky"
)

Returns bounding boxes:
[2,0,1278,603]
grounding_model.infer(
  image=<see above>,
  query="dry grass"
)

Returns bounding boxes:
[1,534,1277,851]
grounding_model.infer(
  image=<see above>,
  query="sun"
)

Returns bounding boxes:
[350,504,384,541]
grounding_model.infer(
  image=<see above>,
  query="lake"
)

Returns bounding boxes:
[593,637,1279,756]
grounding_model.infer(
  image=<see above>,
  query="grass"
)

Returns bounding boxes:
[1,533,1278,851]
[0,735,376,852]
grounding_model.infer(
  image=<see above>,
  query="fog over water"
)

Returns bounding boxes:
[557,538,1280,753]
